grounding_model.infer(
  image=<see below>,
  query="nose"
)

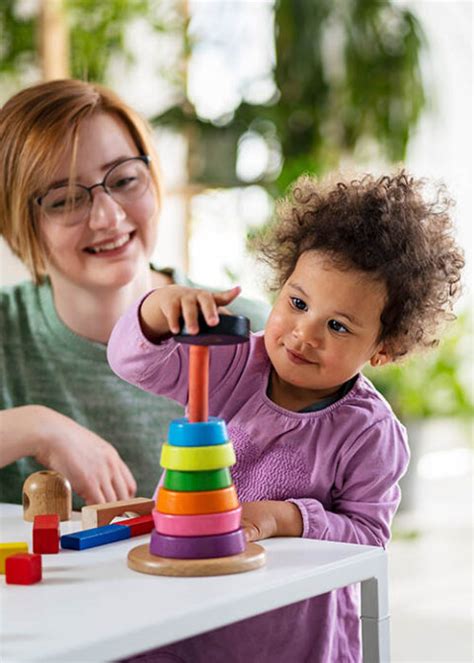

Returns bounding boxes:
[292,318,323,348]
[87,189,126,230]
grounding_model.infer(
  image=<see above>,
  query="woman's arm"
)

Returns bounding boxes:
[0,405,137,504]
[0,406,40,465]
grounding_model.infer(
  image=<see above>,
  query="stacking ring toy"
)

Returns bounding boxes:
[168,417,228,447]
[153,506,242,537]
[149,528,246,559]
[156,486,239,515]
[174,314,250,346]
[164,469,232,492]
[160,442,236,471]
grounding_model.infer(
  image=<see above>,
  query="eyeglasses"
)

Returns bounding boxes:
[36,155,152,227]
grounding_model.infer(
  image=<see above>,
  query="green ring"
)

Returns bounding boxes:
[164,469,233,492]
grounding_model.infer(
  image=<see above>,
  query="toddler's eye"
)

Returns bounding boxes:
[329,319,349,334]
[290,297,308,311]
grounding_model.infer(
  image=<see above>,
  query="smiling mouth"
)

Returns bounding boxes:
[285,348,317,365]
[84,231,135,254]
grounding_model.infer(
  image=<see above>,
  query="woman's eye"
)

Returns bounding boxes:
[51,199,67,209]
[111,176,137,190]
[329,319,349,334]
[290,297,307,311]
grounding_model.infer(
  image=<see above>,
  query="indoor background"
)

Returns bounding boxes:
[0,2,472,661]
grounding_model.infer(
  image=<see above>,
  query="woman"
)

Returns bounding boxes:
[0,79,268,507]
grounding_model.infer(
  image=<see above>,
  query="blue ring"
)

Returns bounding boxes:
[168,417,228,446]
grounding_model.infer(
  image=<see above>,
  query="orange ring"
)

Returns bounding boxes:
[156,486,239,515]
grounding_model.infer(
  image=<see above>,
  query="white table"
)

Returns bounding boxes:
[0,503,390,662]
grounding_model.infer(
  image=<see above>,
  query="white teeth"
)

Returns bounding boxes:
[89,234,130,253]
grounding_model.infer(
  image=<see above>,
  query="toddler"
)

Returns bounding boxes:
[108,170,464,662]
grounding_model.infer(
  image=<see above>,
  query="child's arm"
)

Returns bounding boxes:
[108,284,243,403]
[241,416,409,547]
[241,501,303,541]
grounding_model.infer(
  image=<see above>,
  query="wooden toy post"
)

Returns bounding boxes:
[188,345,209,423]
[128,315,266,576]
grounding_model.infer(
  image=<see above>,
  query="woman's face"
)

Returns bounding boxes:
[38,112,159,293]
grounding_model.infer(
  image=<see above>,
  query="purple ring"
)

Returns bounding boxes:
[149,528,246,559]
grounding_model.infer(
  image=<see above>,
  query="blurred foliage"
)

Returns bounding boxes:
[0,1,36,76]
[364,312,474,421]
[68,0,151,81]
[155,0,427,194]
[1,0,426,194]
[0,0,161,82]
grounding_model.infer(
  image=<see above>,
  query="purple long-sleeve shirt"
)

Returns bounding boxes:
[108,299,409,663]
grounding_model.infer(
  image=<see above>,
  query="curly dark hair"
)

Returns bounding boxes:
[251,170,464,358]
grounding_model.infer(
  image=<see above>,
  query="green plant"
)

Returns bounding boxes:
[155,0,427,195]
[0,0,167,83]
[364,312,474,421]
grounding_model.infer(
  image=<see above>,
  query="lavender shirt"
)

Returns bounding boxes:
[108,300,409,663]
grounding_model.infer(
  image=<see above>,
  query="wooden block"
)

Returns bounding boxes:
[0,542,28,574]
[33,514,60,554]
[81,497,154,529]
[61,524,131,550]
[5,553,42,585]
[114,514,154,537]
[128,542,266,577]
[22,471,72,522]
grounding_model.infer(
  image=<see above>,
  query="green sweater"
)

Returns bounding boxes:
[0,270,269,507]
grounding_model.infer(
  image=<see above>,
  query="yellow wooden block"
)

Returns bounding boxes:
[0,542,28,573]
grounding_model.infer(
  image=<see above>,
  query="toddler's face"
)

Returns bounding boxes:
[264,250,390,410]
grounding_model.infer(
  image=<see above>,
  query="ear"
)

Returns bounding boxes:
[369,344,392,367]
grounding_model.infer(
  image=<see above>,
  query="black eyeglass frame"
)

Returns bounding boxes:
[35,155,152,208]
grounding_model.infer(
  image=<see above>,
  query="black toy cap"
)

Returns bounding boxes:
[174,314,250,346]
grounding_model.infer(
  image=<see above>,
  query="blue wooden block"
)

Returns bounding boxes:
[60,524,131,550]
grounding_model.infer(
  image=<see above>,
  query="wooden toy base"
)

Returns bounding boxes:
[127,542,266,577]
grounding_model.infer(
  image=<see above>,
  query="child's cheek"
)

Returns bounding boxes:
[265,307,287,338]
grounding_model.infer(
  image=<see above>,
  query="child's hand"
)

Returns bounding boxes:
[140,284,241,341]
[241,500,303,542]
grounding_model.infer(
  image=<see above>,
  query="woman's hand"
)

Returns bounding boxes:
[241,500,304,542]
[36,407,137,504]
[0,405,136,504]
[139,284,241,341]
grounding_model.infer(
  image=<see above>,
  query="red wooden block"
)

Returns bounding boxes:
[114,514,154,537]
[5,553,42,585]
[33,514,60,554]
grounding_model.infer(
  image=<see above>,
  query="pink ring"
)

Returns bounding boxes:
[153,506,242,537]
